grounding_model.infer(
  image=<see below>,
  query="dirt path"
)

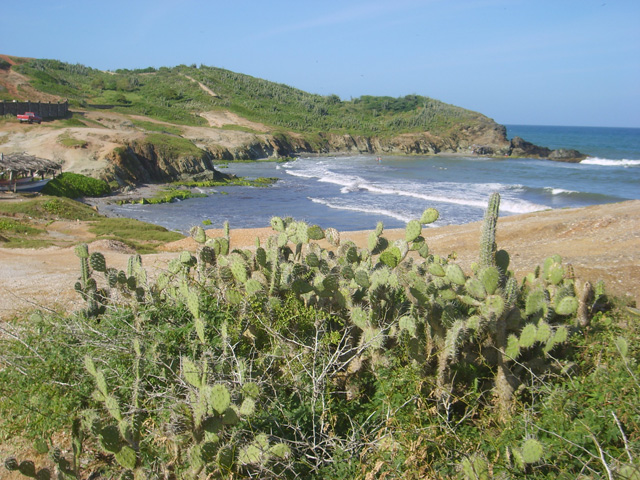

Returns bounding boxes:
[1,200,638,320]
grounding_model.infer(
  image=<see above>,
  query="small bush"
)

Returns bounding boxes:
[41,172,111,198]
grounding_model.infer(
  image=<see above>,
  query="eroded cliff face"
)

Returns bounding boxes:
[98,119,585,185]
[102,140,229,185]
[200,120,513,160]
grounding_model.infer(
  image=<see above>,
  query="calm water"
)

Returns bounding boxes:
[101,125,640,233]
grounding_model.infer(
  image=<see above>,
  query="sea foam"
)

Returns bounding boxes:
[581,157,640,167]
[309,198,414,223]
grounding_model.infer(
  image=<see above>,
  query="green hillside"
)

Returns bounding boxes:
[13,58,492,136]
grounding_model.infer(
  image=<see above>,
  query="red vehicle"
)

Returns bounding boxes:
[17,112,42,124]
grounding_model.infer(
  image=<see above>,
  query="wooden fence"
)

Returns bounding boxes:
[0,100,68,118]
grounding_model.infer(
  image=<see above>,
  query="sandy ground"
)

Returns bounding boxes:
[1,199,638,320]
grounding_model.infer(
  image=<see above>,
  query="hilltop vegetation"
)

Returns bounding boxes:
[13,58,494,136]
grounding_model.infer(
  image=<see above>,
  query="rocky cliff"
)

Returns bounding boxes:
[102,139,230,186]
[99,123,586,185]
[196,123,585,163]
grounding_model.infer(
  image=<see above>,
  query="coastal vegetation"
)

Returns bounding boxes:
[56,133,88,149]
[112,178,279,206]
[41,172,111,198]
[13,59,493,136]
[1,194,638,479]
[0,195,183,251]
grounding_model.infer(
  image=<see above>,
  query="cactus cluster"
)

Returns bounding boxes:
[83,356,139,471]
[136,195,584,419]
[60,191,595,477]
[73,244,149,317]
[176,356,286,476]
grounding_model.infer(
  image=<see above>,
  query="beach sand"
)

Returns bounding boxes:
[1,199,638,320]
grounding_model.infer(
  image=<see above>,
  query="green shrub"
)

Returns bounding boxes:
[41,172,111,198]
[0,196,101,221]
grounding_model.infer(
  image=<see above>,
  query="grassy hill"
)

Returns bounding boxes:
[6,57,495,137]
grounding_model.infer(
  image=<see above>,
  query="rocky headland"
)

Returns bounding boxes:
[0,55,586,186]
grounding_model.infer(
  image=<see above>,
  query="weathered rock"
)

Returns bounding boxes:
[102,141,229,185]
[548,148,587,162]
[509,136,552,158]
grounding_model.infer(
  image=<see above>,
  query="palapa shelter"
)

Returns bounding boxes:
[0,152,62,192]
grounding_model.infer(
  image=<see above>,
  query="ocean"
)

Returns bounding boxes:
[100,125,640,234]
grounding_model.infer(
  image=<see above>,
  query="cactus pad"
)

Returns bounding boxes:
[420,208,439,224]
[380,250,399,268]
[190,226,207,244]
[4,457,19,471]
[368,231,379,251]
[519,323,537,348]
[480,266,500,295]
[355,269,370,288]
[90,252,107,272]
[481,295,505,319]
[535,321,552,342]
[230,259,249,284]
[307,224,325,240]
[74,243,89,259]
[98,424,122,453]
[239,397,256,416]
[245,279,263,295]
[465,277,487,300]
[269,443,291,459]
[238,445,263,465]
[325,227,340,247]
[351,307,369,329]
[521,438,543,464]
[446,264,466,286]
[398,315,417,337]
[209,385,231,415]
[505,334,521,359]
[555,296,578,316]
[405,219,422,242]
[525,289,547,316]
[242,382,260,398]
[115,445,137,470]
[428,262,446,277]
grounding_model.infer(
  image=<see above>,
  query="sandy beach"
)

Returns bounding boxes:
[1,196,638,321]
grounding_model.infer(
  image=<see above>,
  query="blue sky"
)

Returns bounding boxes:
[4,0,639,127]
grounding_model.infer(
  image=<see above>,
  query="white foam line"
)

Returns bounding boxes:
[581,157,640,166]
[309,198,414,223]
[544,187,578,195]
[288,166,548,213]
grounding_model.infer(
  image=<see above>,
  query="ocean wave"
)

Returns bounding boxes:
[284,169,320,179]
[309,198,414,223]
[285,161,552,214]
[544,187,579,195]
[581,157,640,167]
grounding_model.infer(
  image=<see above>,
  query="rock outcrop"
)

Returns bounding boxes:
[508,136,586,162]
[102,140,230,185]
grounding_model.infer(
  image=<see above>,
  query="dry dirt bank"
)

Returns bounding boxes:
[1,200,638,320]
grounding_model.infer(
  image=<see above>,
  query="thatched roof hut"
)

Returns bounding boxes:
[0,152,62,192]
[0,152,62,176]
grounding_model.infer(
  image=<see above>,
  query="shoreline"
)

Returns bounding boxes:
[2,192,639,320]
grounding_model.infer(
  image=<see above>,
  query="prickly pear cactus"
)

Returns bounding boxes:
[190,225,207,244]
[90,252,107,272]
[325,227,340,247]
[420,208,439,225]
[405,219,422,243]
[479,192,500,268]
